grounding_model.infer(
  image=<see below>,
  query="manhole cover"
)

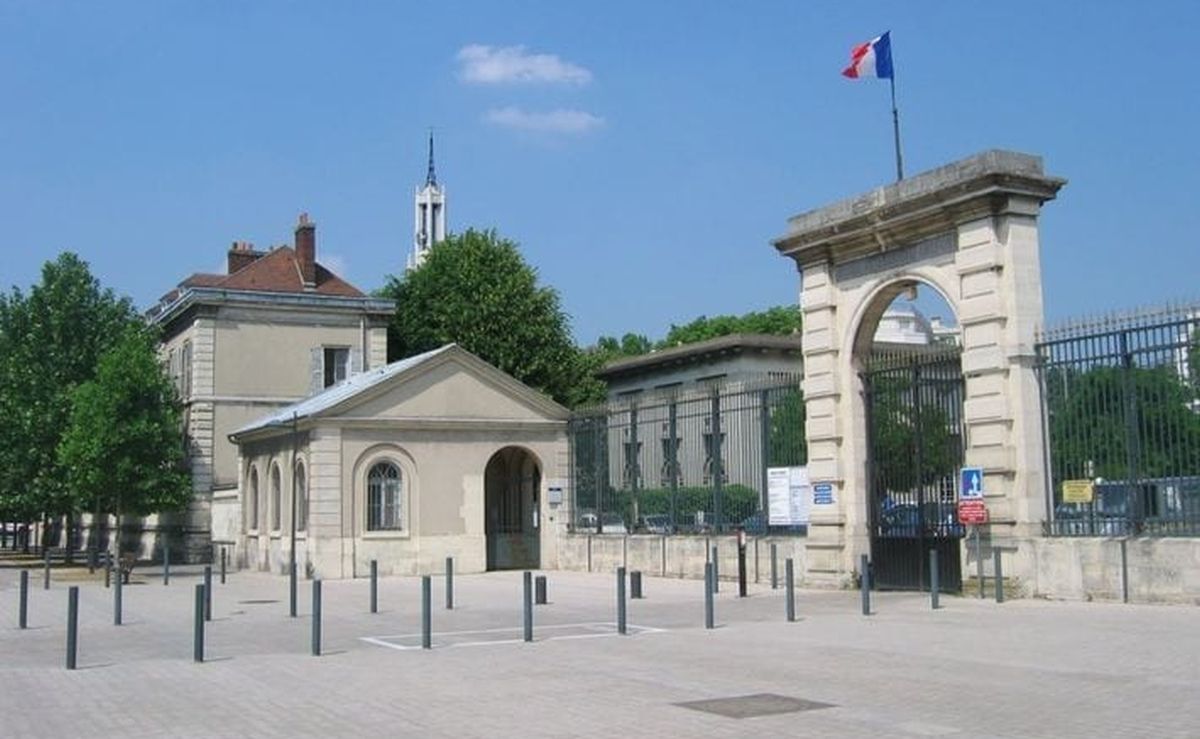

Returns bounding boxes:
[675,693,834,719]
[237,599,280,605]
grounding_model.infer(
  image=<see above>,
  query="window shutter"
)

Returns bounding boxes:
[309,347,323,396]
[350,348,363,376]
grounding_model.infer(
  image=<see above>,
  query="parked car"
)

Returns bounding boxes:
[639,514,673,534]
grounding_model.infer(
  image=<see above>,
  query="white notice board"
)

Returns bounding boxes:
[768,466,811,526]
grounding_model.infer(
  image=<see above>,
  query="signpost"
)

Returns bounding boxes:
[959,467,984,500]
[767,466,811,526]
[1061,479,1095,504]
[957,499,989,525]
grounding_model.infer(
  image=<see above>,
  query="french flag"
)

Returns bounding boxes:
[842,31,894,80]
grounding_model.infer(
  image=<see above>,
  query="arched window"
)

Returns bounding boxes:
[295,462,308,532]
[271,464,282,531]
[367,462,402,531]
[248,467,259,530]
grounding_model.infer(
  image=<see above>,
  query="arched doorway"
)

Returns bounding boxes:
[855,281,965,591]
[485,446,541,570]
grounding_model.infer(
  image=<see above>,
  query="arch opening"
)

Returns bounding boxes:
[855,281,966,592]
[485,446,542,571]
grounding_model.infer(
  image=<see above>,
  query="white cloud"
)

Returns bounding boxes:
[484,106,605,134]
[457,44,592,85]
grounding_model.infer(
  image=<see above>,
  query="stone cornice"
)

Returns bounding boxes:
[773,150,1066,268]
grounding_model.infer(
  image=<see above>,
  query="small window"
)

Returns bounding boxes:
[181,341,193,398]
[367,462,403,531]
[248,467,259,531]
[295,463,308,532]
[323,347,350,388]
[270,464,282,531]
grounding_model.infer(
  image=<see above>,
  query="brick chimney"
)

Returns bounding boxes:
[295,213,316,287]
[226,241,260,274]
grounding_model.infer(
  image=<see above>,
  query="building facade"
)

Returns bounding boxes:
[149,215,395,561]
[229,344,570,577]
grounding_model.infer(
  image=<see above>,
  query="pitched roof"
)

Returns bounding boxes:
[177,247,364,298]
[229,344,570,441]
[233,345,453,435]
[597,333,802,378]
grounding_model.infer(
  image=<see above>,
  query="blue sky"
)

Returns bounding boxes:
[2,1,1197,344]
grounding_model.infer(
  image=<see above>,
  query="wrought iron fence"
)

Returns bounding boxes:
[569,375,806,535]
[1037,302,1200,536]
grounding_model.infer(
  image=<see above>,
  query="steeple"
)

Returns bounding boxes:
[425,131,437,188]
[409,131,447,271]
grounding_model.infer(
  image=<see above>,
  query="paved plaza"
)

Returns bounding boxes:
[1,561,1197,738]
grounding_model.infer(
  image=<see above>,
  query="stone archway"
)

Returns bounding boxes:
[485,446,542,571]
[773,150,1065,587]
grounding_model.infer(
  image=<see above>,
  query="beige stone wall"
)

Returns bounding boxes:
[236,424,569,580]
[556,534,809,584]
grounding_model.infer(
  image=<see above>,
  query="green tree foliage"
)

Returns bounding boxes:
[58,328,192,518]
[0,254,139,522]
[590,305,802,362]
[659,305,801,348]
[869,374,960,491]
[768,388,807,467]
[381,229,595,407]
[1045,365,1200,481]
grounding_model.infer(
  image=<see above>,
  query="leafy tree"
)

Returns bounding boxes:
[869,374,960,492]
[0,254,139,540]
[768,388,807,467]
[1045,364,1200,482]
[58,327,191,531]
[381,229,594,407]
[658,305,801,348]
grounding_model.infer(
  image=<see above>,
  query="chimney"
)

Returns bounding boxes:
[295,213,316,287]
[226,241,260,274]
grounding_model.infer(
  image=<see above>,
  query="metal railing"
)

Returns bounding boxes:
[569,375,806,535]
[1037,302,1200,536]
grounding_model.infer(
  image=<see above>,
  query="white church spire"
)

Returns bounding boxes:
[409,131,446,271]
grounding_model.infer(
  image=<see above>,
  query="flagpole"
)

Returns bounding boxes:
[890,74,904,181]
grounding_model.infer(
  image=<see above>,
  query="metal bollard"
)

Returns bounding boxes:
[163,541,170,586]
[522,571,533,643]
[289,560,298,618]
[220,547,227,585]
[66,586,79,670]
[43,548,51,590]
[535,575,548,605]
[630,570,643,600]
[975,529,985,600]
[860,554,871,616]
[737,530,748,598]
[704,562,715,629]
[771,543,778,590]
[1120,539,1129,604]
[930,549,940,610]
[445,556,454,610]
[105,551,111,588]
[369,559,378,614]
[19,570,30,628]
[785,558,796,622]
[114,564,123,626]
[203,565,213,621]
[994,549,1004,603]
[311,580,322,656]
[711,546,719,594]
[422,575,432,649]
[616,567,627,635]
[193,583,205,663]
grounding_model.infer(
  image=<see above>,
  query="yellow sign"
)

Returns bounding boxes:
[1062,479,1095,504]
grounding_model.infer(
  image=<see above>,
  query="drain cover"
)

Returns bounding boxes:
[237,599,280,605]
[676,693,834,719]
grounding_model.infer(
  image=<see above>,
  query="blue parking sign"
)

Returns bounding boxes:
[960,467,984,500]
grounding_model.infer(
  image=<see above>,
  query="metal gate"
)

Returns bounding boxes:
[863,348,965,591]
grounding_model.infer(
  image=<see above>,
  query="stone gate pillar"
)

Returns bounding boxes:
[773,150,1066,586]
